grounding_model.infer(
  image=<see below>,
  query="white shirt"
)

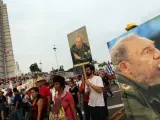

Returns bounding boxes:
[64,85,70,92]
[50,88,56,102]
[76,80,82,88]
[85,76,105,107]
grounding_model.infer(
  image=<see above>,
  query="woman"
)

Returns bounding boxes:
[68,79,83,120]
[30,87,44,120]
[52,75,78,120]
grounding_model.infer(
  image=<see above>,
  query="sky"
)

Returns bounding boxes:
[3,0,160,73]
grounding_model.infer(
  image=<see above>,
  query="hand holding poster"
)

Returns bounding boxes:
[68,26,92,66]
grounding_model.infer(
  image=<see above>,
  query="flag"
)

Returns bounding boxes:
[106,62,114,75]
[3,50,6,54]
[3,50,11,55]
[108,63,114,75]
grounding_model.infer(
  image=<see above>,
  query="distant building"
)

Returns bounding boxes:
[15,62,22,76]
[0,0,15,77]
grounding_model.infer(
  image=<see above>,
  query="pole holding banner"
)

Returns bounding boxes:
[82,64,87,79]
[125,23,138,31]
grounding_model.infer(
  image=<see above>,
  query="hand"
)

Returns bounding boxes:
[74,54,81,60]
[77,104,80,108]
[85,80,92,86]
[47,108,50,115]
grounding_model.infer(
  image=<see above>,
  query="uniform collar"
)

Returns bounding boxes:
[116,73,148,93]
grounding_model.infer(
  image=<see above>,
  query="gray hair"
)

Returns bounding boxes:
[110,33,140,72]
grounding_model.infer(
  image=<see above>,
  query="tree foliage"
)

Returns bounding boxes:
[91,60,97,65]
[29,63,42,73]
[98,61,107,68]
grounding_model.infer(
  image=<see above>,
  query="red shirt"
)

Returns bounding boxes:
[55,91,75,120]
[79,83,89,102]
[39,85,51,111]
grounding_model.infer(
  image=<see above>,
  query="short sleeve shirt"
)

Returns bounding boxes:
[55,91,75,120]
[85,76,105,107]
[39,85,51,110]
[14,94,22,109]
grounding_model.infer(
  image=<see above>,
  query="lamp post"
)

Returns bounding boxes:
[39,61,42,71]
[53,45,59,72]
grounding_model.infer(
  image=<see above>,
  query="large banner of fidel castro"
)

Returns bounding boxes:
[67,26,92,66]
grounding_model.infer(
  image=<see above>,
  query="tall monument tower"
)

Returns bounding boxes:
[0,0,15,78]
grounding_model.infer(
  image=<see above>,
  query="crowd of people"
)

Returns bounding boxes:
[0,64,116,120]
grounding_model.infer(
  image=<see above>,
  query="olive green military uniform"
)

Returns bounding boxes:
[70,43,92,64]
[117,74,160,120]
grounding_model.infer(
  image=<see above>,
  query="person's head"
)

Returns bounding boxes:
[75,36,83,49]
[65,80,70,85]
[23,91,28,96]
[8,91,13,97]
[110,33,160,86]
[20,89,25,95]
[37,80,46,87]
[85,64,95,77]
[0,90,3,96]
[49,75,55,86]
[13,88,19,95]
[44,82,49,87]
[100,72,106,78]
[36,76,46,87]
[68,79,75,88]
[30,87,39,99]
[53,75,65,91]
[77,75,82,81]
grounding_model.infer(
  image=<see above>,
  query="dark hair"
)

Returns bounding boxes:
[53,75,65,89]
[13,88,19,93]
[77,75,82,79]
[30,87,39,93]
[85,64,95,73]
[69,79,75,84]
[44,82,49,87]
[30,87,41,101]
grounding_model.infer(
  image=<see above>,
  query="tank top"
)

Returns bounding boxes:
[32,99,45,120]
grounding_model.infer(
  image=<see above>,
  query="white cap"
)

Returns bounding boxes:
[65,79,71,82]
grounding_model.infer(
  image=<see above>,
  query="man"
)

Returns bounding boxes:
[68,79,83,120]
[71,36,92,64]
[12,88,23,120]
[76,75,82,89]
[0,89,6,120]
[85,64,106,120]
[110,33,160,119]
[64,78,71,92]
[6,89,14,119]
[36,76,51,119]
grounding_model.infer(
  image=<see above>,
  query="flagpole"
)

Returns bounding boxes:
[53,45,59,73]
